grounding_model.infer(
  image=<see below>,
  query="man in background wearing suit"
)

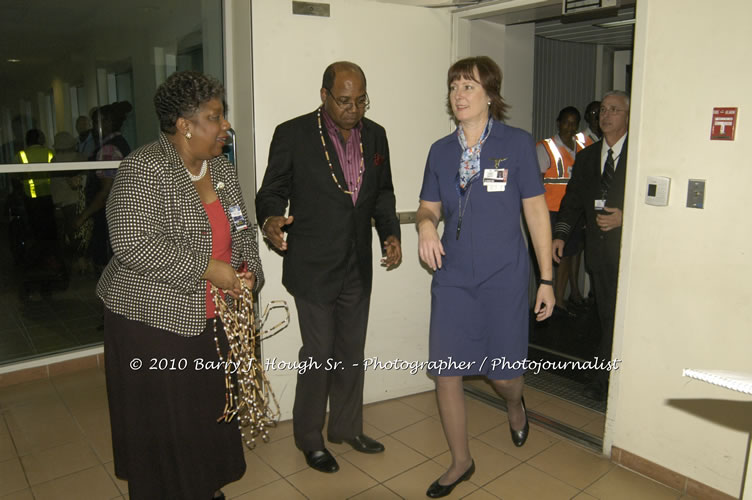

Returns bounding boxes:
[256,61,402,473]
[552,90,630,402]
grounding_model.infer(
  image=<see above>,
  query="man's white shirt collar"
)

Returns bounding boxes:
[601,133,627,171]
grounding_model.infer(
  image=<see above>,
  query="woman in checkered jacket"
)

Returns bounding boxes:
[96,71,263,500]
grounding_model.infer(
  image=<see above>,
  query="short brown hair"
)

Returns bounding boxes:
[446,56,508,122]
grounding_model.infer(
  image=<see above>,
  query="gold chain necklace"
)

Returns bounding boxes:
[317,107,364,195]
[211,281,289,449]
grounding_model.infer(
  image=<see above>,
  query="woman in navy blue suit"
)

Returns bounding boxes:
[416,56,554,498]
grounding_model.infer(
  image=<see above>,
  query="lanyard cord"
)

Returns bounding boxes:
[456,183,473,240]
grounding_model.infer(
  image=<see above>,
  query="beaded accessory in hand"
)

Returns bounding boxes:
[317,107,364,195]
[211,279,289,449]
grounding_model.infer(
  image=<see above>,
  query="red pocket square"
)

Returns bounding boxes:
[373,153,385,166]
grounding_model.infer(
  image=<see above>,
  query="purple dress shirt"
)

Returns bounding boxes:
[321,108,364,204]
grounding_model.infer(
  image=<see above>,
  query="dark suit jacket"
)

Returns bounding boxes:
[256,110,400,302]
[553,138,628,272]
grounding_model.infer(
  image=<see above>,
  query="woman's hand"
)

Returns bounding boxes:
[534,284,555,321]
[236,270,256,292]
[204,259,242,298]
[418,224,445,271]
[416,200,444,271]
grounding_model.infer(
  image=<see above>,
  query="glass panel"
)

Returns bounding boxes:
[0,0,224,365]
[0,0,224,165]
[1,168,110,363]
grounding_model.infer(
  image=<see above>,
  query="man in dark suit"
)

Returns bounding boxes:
[256,61,402,473]
[552,90,630,402]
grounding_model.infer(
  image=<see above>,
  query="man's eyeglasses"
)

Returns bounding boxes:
[600,106,627,115]
[325,88,370,111]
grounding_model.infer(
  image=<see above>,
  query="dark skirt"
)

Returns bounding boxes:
[428,268,529,381]
[103,308,246,500]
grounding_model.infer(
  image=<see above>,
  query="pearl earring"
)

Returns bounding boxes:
[487,101,491,106]
[185,131,192,140]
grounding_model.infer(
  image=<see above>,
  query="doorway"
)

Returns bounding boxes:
[453,0,636,449]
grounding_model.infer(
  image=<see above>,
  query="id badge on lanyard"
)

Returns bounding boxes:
[483,167,508,192]
[228,205,248,232]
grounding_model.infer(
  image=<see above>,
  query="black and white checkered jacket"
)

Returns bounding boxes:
[96,133,264,336]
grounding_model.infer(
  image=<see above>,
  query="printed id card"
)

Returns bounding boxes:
[483,168,508,192]
[229,205,248,231]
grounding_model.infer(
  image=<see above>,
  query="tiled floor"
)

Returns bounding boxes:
[0,369,695,499]
[465,378,606,439]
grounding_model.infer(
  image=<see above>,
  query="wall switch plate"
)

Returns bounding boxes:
[687,179,706,209]
[645,176,670,206]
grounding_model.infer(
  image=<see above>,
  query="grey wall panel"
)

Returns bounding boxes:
[532,37,597,142]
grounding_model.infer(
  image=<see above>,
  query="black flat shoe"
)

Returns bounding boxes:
[426,460,475,498]
[303,449,339,473]
[509,396,529,447]
[330,434,385,454]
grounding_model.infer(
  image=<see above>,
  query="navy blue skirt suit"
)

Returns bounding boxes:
[419,119,544,380]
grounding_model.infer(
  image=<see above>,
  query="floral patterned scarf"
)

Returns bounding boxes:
[457,117,493,192]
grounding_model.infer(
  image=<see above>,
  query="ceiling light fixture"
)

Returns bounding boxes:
[7,58,21,63]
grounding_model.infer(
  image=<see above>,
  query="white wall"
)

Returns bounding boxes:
[469,19,506,71]
[610,0,752,496]
[612,50,632,92]
[458,19,535,132]
[502,23,535,132]
[251,0,452,418]
[597,44,614,96]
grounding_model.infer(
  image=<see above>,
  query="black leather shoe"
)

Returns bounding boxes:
[426,460,475,498]
[303,449,339,473]
[330,434,385,454]
[509,397,529,447]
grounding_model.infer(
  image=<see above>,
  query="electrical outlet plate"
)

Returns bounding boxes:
[687,179,705,209]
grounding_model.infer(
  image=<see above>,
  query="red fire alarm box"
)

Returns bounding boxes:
[710,107,738,141]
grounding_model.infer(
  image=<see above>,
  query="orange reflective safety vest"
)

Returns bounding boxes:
[540,134,587,212]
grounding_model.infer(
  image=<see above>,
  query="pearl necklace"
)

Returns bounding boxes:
[188,160,208,182]
[317,108,364,195]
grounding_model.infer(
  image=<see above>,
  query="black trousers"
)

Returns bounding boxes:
[292,251,371,452]
[591,258,619,388]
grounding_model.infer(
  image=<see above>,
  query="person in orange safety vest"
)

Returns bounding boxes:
[536,106,588,313]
